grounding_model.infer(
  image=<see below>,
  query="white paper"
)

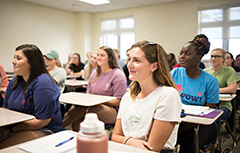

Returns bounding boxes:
[18,132,76,153]
[182,104,209,115]
[219,94,232,98]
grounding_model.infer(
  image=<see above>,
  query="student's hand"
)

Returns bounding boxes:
[126,138,153,151]
[70,71,74,75]
[68,60,73,65]
[0,128,10,142]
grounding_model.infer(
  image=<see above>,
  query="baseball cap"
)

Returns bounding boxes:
[44,50,59,59]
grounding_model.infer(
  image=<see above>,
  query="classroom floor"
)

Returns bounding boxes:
[219,110,240,153]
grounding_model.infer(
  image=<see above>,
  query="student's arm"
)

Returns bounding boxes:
[53,69,66,84]
[206,103,217,109]
[0,65,9,88]
[0,118,51,142]
[147,120,177,152]
[70,69,84,77]
[111,119,152,150]
[65,65,71,75]
[219,82,237,94]
[12,118,51,132]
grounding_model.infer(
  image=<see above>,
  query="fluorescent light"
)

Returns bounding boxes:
[78,0,110,5]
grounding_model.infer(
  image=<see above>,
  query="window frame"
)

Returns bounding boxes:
[100,16,135,60]
[198,3,240,61]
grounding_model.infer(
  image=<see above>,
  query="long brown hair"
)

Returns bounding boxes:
[92,46,120,82]
[129,40,176,101]
[12,44,57,94]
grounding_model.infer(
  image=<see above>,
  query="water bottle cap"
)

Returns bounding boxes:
[80,113,105,134]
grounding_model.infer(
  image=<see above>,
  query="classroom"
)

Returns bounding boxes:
[0,0,240,153]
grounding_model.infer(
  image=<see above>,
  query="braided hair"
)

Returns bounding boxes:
[189,34,211,57]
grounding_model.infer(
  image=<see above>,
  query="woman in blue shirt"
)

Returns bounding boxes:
[170,34,219,153]
[0,44,63,149]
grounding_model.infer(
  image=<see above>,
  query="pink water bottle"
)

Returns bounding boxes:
[77,113,109,153]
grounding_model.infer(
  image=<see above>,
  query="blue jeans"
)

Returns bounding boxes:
[220,106,232,121]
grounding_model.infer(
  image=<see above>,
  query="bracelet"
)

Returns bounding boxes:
[124,136,132,145]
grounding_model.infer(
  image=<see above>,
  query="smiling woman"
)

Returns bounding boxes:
[204,48,240,120]
[0,44,63,149]
[111,40,182,153]
[62,46,127,132]
[170,34,220,153]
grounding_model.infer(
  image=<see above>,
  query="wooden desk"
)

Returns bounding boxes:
[59,92,116,106]
[0,108,34,127]
[0,131,157,153]
[181,109,223,153]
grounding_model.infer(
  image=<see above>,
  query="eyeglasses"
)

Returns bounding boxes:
[211,55,223,59]
[226,56,231,60]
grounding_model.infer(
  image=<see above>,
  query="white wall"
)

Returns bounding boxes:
[1,0,239,71]
[0,0,78,71]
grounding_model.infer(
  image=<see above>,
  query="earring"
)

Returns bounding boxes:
[151,70,153,72]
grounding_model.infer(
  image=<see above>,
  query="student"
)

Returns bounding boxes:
[84,52,92,65]
[65,53,85,93]
[171,34,219,153]
[225,52,240,72]
[63,54,73,69]
[63,46,127,131]
[0,65,9,96]
[82,51,97,81]
[0,65,9,107]
[65,53,85,80]
[204,48,240,120]
[168,53,177,70]
[111,41,182,153]
[0,44,63,149]
[44,50,66,93]
[113,49,126,68]
[122,48,132,85]
[236,54,240,67]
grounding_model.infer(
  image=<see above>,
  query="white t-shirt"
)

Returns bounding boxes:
[117,85,182,150]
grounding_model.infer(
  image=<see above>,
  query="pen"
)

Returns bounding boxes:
[55,136,74,147]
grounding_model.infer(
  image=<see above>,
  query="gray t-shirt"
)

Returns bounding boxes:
[50,67,66,93]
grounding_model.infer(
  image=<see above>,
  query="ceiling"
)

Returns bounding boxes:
[19,0,187,13]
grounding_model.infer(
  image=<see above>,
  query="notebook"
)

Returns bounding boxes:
[18,131,76,153]
[182,104,209,115]
[199,109,222,118]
